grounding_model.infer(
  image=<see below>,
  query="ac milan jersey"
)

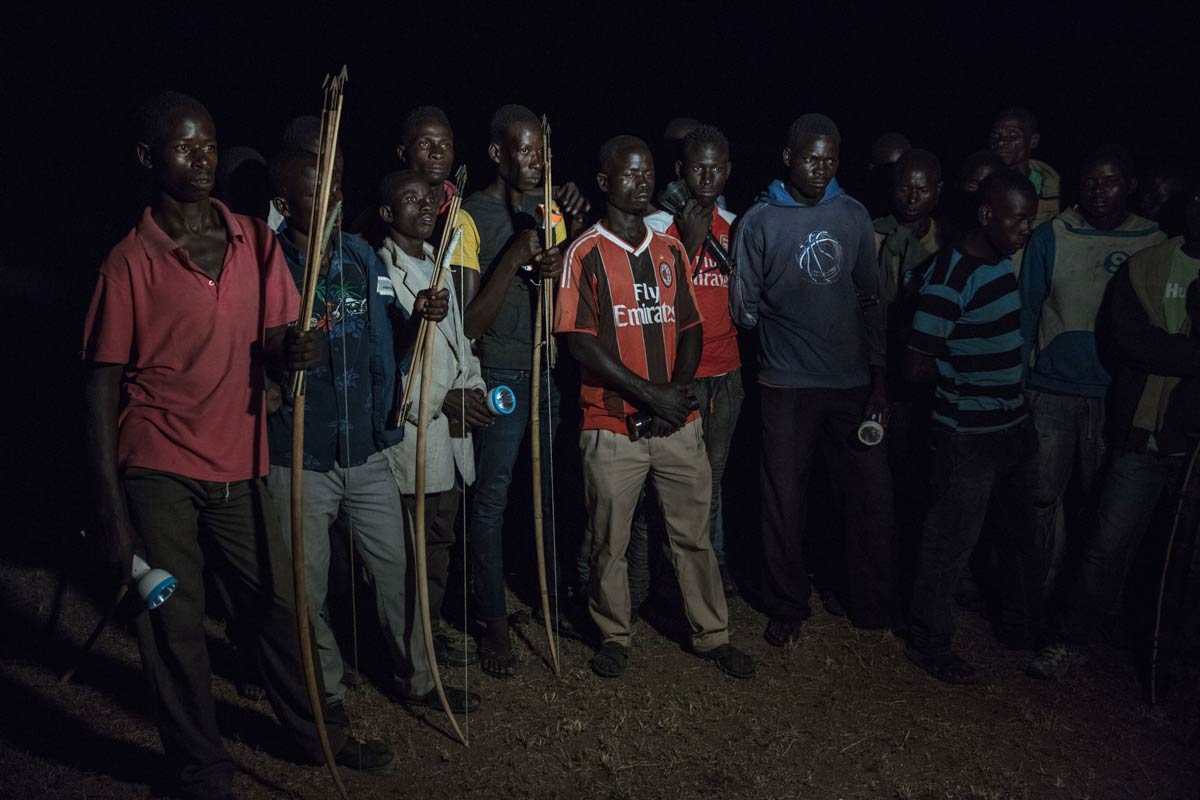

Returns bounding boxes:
[644,206,740,378]
[555,222,703,434]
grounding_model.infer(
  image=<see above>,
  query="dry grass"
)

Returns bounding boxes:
[1,558,1197,800]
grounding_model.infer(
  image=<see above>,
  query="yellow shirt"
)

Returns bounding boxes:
[451,199,565,273]
[448,207,481,272]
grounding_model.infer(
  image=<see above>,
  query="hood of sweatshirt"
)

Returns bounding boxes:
[758,177,845,207]
[1056,205,1160,237]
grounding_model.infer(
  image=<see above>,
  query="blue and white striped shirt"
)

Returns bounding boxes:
[910,248,1028,433]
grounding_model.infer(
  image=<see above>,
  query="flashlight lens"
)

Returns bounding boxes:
[147,577,178,610]
[489,386,516,415]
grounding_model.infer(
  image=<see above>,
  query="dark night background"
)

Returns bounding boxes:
[2,7,1200,796]
[3,0,1196,549]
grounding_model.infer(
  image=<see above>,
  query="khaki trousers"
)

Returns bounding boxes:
[581,420,729,650]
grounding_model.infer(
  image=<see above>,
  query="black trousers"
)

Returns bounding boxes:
[908,423,1043,654]
[402,483,462,626]
[124,468,347,800]
[759,385,898,626]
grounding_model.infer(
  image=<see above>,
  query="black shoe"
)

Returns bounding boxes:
[764,616,805,647]
[531,601,584,642]
[905,646,979,685]
[324,700,350,729]
[400,685,481,714]
[697,643,756,679]
[590,642,629,677]
[333,737,393,771]
[820,590,845,617]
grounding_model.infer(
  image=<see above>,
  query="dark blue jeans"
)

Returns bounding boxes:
[909,422,1043,654]
[470,367,563,621]
[1028,390,1107,593]
[1056,448,1185,645]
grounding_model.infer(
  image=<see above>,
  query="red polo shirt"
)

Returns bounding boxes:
[82,200,299,481]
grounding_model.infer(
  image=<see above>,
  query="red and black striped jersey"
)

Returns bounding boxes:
[555,222,702,434]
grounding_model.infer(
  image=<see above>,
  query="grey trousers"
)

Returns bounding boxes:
[269,451,434,701]
[581,421,730,650]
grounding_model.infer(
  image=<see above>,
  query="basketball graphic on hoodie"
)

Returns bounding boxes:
[730,176,885,390]
[796,230,842,285]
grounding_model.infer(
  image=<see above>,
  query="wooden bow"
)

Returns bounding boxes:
[289,67,350,800]
[530,115,560,675]
[404,166,469,744]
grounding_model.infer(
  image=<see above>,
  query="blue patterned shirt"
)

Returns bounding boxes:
[269,229,406,470]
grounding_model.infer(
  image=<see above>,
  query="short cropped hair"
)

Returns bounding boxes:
[268,147,316,197]
[993,106,1039,134]
[682,124,730,159]
[489,104,539,145]
[399,106,451,147]
[870,131,911,167]
[1080,144,1136,180]
[599,135,649,172]
[281,115,323,153]
[894,148,942,183]
[134,91,211,149]
[979,168,1037,209]
[663,117,701,141]
[958,149,1007,185]
[378,169,425,206]
[787,113,841,151]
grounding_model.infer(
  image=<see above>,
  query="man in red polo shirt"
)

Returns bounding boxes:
[555,135,754,681]
[82,92,389,800]
[644,124,742,593]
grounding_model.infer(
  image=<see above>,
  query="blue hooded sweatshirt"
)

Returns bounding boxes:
[731,178,885,388]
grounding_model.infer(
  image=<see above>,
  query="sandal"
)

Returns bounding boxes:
[905,646,979,685]
[590,642,629,678]
[478,638,519,678]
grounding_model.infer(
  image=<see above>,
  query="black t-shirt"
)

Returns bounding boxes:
[463,190,547,370]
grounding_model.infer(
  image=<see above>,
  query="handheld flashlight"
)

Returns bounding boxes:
[488,385,517,416]
[131,554,177,610]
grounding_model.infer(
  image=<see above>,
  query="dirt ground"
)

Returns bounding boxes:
[2,553,1197,800]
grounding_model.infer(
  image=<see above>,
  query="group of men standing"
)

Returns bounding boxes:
[81,89,1200,799]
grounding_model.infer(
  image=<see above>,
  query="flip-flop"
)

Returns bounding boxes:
[478,640,519,678]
